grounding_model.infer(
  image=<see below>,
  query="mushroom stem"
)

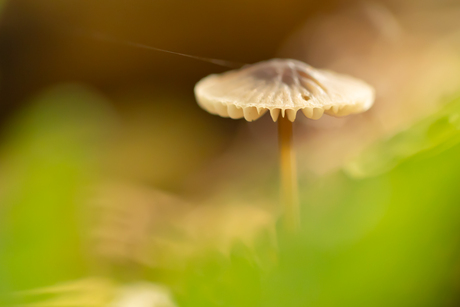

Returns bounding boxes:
[278,114,300,232]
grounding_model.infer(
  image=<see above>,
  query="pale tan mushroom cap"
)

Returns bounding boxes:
[195,59,375,122]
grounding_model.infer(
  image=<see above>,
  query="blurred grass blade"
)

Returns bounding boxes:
[345,95,460,178]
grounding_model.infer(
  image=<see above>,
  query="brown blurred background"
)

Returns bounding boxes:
[0,0,331,116]
[1,0,459,172]
[1,0,460,196]
[0,0,424,121]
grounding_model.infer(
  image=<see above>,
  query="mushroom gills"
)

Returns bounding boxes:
[243,106,266,121]
[301,107,324,120]
[227,105,244,119]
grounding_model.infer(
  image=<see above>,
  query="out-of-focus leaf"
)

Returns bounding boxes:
[0,85,115,304]
[169,93,460,307]
[262,111,460,307]
[345,95,460,178]
[174,243,264,307]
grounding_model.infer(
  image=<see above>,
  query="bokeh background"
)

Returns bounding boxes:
[2,0,460,306]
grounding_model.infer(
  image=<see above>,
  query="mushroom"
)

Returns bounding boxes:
[194,58,375,231]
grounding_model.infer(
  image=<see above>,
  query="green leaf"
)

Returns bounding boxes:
[0,85,115,304]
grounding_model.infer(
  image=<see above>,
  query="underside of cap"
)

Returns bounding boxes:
[195,59,375,122]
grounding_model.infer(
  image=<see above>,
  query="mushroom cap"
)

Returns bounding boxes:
[194,58,375,122]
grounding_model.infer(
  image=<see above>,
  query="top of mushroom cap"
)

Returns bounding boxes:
[194,58,375,122]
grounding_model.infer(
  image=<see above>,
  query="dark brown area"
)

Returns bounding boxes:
[0,0,349,126]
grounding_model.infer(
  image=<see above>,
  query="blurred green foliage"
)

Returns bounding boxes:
[346,96,460,178]
[172,95,460,307]
[2,88,460,307]
[0,85,114,304]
